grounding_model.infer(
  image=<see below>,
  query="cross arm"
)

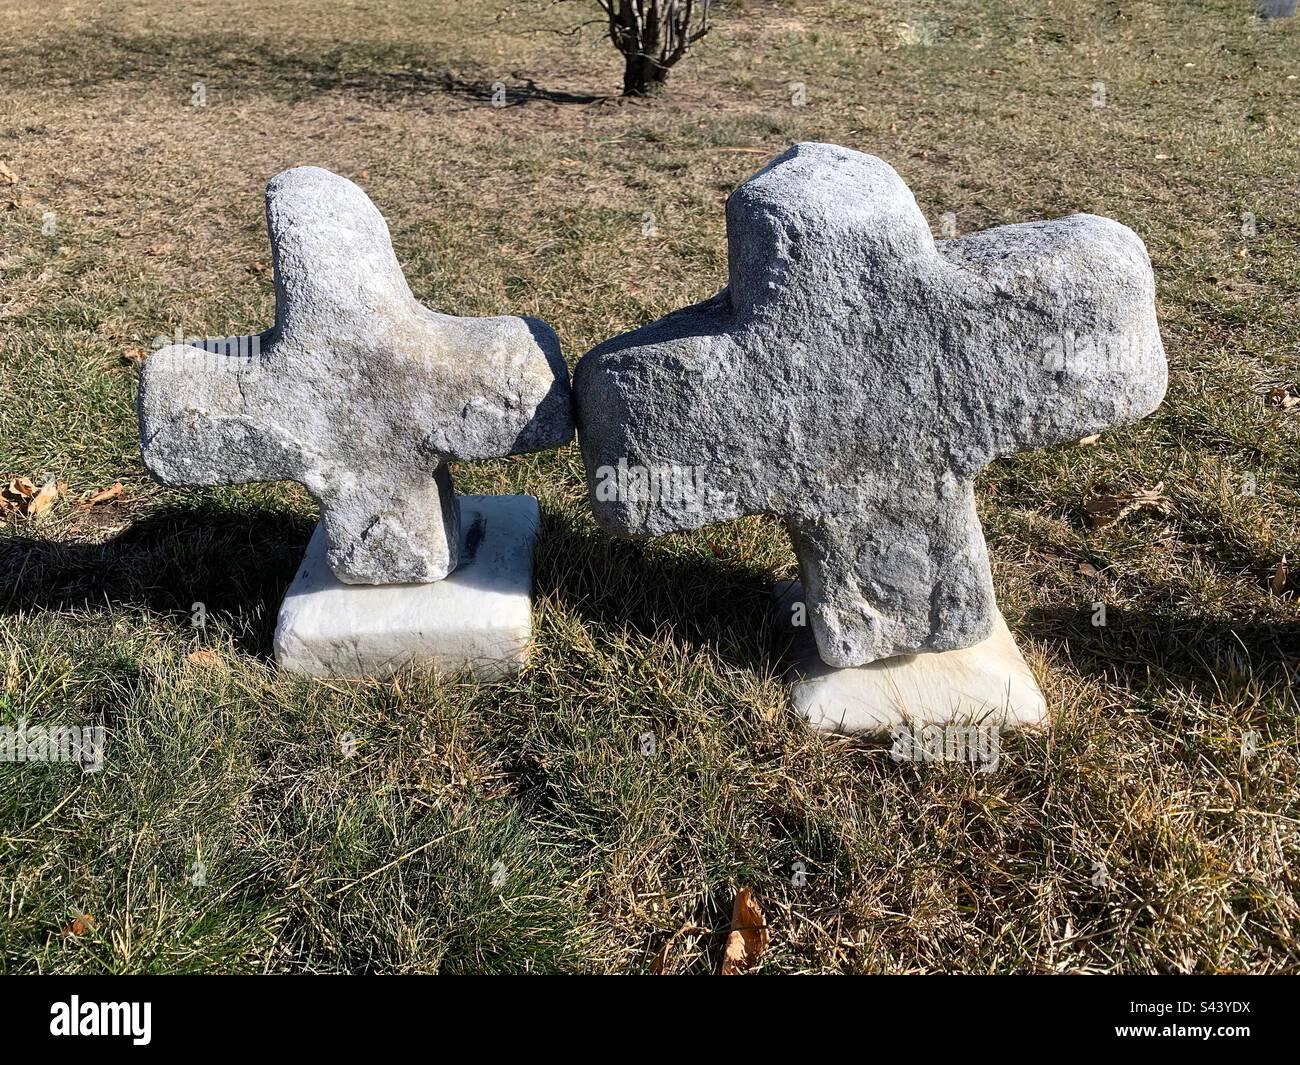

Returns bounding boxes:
[574,291,755,536]
[938,213,1166,466]
[412,312,573,462]
[137,341,316,487]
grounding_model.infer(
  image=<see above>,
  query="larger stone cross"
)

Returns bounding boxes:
[138,166,573,584]
[574,142,1167,668]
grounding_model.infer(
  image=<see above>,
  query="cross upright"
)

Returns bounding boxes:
[575,142,1167,668]
[138,166,572,584]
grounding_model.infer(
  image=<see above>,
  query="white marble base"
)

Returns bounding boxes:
[774,581,1048,734]
[274,495,539,681]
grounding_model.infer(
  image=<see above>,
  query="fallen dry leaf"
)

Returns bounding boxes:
[7,476,35,501]
[0,160,16,184]
[1271,557,1288,596]
[26,480,58,517]
[62,914,97,937]
[186,649,221,668]
[1264,385,1300,412]
[1083,482,1171,529]
[3,476,62,517]
[1077,561,1101,577]
[719,887,769,974]
[122,346,148,365]
[80,481,123,506]
[1077,434,1101,446]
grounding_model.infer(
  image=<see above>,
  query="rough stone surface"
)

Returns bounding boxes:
[575,142,1167,668]
[138,166,572,585]
[1257,1,1296,19]
[775,580,1047,732]
[274,494,539,680]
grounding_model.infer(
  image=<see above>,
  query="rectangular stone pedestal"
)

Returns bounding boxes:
[274,495,540,681]
[774,581,1048,734]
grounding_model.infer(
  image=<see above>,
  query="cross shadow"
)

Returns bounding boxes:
[0,503,313,660]
[537,505,1300,707]
[13,500,1292,706]
[533,506,792,680]
[1022,602,1300,698]
[0,501,785,675]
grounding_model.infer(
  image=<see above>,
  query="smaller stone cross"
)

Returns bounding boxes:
[575,143,1167,668]
[138,166,572,584]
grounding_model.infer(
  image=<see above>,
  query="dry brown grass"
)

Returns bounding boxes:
[1,0,1298,973]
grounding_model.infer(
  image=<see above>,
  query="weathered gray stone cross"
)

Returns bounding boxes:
[575,142,1166,668]
[138,166,572,584]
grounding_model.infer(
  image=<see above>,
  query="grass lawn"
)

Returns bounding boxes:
[1,0,1298,973]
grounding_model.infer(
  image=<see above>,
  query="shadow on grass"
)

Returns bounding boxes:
[536,504,1300,710]
[7,497,1297,707]
[540,505,1300,704]
[2,28,605,105]
[312,69,604,106]
[534,506,794,681]
[0,502,313,659]
[0,500,786,676]
[1024,602,1300,698]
